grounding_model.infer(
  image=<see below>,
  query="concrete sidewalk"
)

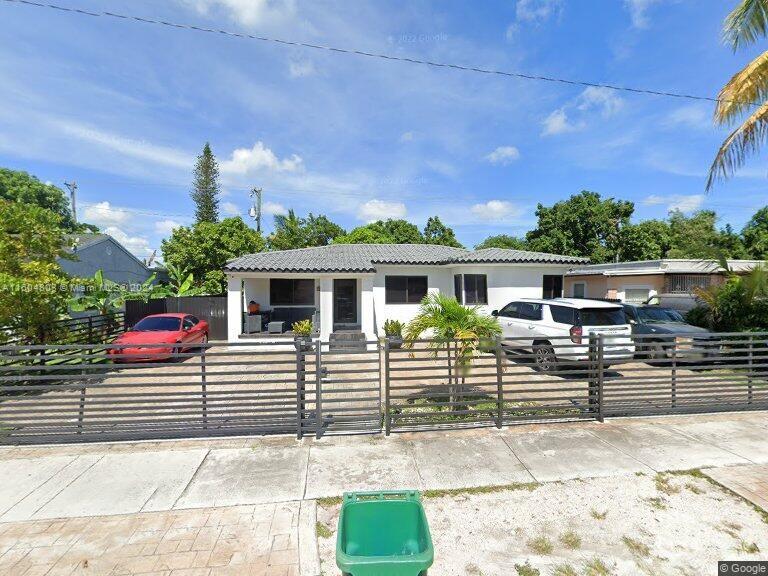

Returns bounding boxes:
[1,411,765,523]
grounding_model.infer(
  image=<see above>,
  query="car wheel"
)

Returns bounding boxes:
[534,342,557,373]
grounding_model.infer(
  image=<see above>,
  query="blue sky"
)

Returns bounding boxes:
[1,0,766,259]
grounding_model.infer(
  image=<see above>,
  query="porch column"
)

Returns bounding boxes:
[226,275,242,342]
[361,275,375,342]
[319,277,333,340]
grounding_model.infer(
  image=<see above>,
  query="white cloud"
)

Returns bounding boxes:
[103,226,153,258]
[484,146,521,165]
[624,0,664,29]
[82,201,129,227]
[181,0,296,27]
[516,0,562,23]
[542,87,623,136]
[505,23,519,41]
[357,199,407,222]
[288,60,316,78]
[220,141,304,175]
[53,121,193,169]
[263,201,288,216]
[221,201,241,216]
[644,194,705,213]
[154,219,182,235]
[578,87,624,118]
[663,104,711,130]
[542,109,582,136]
[400,131,415,142]
[470,200,524,222]
[425,160,458,178]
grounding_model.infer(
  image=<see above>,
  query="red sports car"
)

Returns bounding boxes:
[110,313,209,362]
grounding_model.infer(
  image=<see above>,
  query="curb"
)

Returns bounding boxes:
[298,499,322,576]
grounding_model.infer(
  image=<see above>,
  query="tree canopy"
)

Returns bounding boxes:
[191,143,220,224]
[161,217,264,294]
[0,167,95,232]
[423,216,463,248]
[0,200,70,340]
[474,234,527,250]
[334,219,424,244]
[525,191,633,263]
[267,210,346,250]
[743,206,768,259]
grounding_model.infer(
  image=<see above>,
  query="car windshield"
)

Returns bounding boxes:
[637,307,685,323]
[576,307,626,326]
[133,317,181,331]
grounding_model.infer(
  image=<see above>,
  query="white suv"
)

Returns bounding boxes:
[491,298,635,371]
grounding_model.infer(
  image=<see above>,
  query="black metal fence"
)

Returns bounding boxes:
[125,296,228,340]
[0,313,125,347]
[0,333,765,444]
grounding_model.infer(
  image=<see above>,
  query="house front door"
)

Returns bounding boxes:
[333,279,357,325]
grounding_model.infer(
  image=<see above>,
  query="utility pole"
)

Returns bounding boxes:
[248,187,262,232]
[64,181,78,224]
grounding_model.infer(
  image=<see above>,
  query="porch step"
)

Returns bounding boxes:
[329,330,366,350]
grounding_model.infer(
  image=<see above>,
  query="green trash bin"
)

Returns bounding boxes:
[336,491,434,576]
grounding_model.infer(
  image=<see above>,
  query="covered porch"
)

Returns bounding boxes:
[226,272,376,342]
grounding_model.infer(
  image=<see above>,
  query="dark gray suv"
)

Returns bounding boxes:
[622,304,719,361]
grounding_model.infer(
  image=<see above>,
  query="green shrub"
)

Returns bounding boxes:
[383,319,404,338]
[292,319,313,336]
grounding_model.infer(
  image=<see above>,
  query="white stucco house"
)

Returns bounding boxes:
[224,244,588,342]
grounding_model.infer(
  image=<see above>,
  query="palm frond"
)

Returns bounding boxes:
[715,50,768,123]
[706,101,768,191]
[723,0,768,50]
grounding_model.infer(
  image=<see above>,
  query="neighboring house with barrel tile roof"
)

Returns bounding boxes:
[224,244,588,341]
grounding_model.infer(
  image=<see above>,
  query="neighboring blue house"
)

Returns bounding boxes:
[59,233,165,287]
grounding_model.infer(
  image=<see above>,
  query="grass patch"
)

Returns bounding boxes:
[583,557,614,576]
[423,482,539,499]
[654,473,680,495]
[315,521,332,539]
[552,564,578,576]
[316,496,342,508]
[646,496,667,510]
[621,535,650,557]
[672,469,768,525]
[590,508,608,520]
[685,482,703,494]
[526,535,553,555]
[514,561,540,576]
[738,541,760,554]
[559,530,581,550]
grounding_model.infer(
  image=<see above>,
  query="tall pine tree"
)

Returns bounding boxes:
[191,143,220,223]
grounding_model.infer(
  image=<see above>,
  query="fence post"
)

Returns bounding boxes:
[201,344,208,430]
[747,335,754,405]
[315,340,323,439]
[295,339,305,440]
[671,339,677,410]
[588,333,598,417]
[494,336,504,429]
[77,344,89,434]
[596,335,605,423]
[384,338,391,436]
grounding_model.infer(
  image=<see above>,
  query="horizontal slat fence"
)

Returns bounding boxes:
[0,333,766,444]
[0,313,124,347]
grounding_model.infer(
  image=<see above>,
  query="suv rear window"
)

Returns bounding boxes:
[549,305,576,325]
[576,307,626,326]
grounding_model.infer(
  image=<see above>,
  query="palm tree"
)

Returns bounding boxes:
[707,0,768,190]
[403,293,502,403]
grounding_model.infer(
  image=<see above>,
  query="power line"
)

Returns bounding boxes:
[1,0,755,107]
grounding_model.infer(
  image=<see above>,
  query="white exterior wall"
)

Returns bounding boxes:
[227,264,572,342]
[227,276,243,342]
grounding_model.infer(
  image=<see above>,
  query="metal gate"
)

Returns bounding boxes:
[298,340,382,438]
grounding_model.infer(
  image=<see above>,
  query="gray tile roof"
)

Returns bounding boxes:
[225,244,588,273]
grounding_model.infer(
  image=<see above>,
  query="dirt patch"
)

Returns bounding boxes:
[316,472,766,575]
